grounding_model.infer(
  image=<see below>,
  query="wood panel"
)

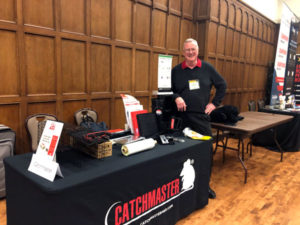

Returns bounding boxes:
[167,15,180,50]
[91,0,111,38]
[25,34,56,95]
[114,47,132,92]
[135,4,150,45]
[152,9,167,48]
[0,31,19,96]
[61,39,86,94]
[135,50,150,92]
[115,0,132,42]
[91,99,111,127]
[0,0,16,23]
[61,0,86,34]
[23,0,54,29]
[90,43,111,93]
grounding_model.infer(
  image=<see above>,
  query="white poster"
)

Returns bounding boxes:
[158,54,173,90]
[270,3,295,104]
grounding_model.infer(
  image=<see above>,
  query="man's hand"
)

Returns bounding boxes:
[175,97,187,111]
[205,103,216,115]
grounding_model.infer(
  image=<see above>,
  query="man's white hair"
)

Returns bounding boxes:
[183,38,198,49]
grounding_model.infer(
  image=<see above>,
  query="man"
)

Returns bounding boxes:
[171,38,227,199]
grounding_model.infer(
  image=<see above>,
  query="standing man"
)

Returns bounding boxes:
[171,38,227,199]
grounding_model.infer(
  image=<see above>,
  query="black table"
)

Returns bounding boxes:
[253,108,300,151]
[4,138,211,225]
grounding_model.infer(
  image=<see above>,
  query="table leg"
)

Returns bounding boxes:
[273,128,284,162]
[237,138,247,183]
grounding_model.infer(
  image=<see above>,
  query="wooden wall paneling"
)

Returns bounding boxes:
[63,100,86,124]
[90,43,111,94]
[232,61,239,89]
[151,53,160,93]
[258,20,263,40]
[111,97,126,129]
[253,18,259,37]
[115,0,132,42]
[224,60,232,91]
[0,0,16,23]
[228,3,235,28]
[23,0,54,29]
[61,39,86,94]
[114,47,132,93]
[197,0,209,19]
[182,0,193,18]
[154,0,168,8]
[248,15,253,35]
[207,22,217,55]
[216,25,225,55]
[91,0,111,38]
[0,104,21,152]
[0,30,19,96]
[135,50,150,93]
[60,0,86,34]
[197,22,206,57]
[210,0,219,22]
[169,0,181,14]
[24,34,56,96]
[180,19,193,51]
[255,39,262,65]
[152,9,167,48]
[136,96,150,112]
[250,37,256,63]
[235,8,242,31]
[242,11,248,33]
[245,36,251,62]
[91,99,111,127]
[166,14,180,50]
[239,33,246,59]
[135,3,151,45]
[232,31,240,58]
[220,0,228,25]
[225,28,233,56]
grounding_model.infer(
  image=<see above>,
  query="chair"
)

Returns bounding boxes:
[74,108,98,126]
[25,114,58,152]
[257,99,265,110]
[248,100,256,111]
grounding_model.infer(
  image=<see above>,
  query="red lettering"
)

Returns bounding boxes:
[142,193,147,212]
[122,203,129,223]
[166,182,172,199]
[281,33,288,41]
[161,184,166,202]
[115,205,122,225]
[172,179,180,196]
[279,48,287,55]
[155,187,161,205]
[129,199,135,219]
[148,190,156,209]
[136,196,141,216]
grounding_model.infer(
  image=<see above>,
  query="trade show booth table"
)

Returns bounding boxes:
[4,138,211,225]
[253,108,300,151]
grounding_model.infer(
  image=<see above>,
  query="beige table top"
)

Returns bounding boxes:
[211,111,294,137]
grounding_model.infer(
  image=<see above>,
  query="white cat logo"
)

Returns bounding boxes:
[180,159,195,191]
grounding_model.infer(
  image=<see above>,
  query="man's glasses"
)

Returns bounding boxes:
[184,48,197,52]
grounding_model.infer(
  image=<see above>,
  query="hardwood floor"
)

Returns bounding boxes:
[1,141,300,225]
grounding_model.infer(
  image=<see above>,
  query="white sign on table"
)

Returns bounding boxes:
[28,120,64,182]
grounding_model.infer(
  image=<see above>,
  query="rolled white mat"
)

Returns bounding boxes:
[121,138,157,156]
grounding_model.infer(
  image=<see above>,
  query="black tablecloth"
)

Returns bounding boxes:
[252,108,300,151]
[4,138,211,225]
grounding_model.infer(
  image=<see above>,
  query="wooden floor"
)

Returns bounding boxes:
[1,140,300,225]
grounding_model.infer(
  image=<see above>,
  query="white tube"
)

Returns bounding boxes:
[121,138,157,156]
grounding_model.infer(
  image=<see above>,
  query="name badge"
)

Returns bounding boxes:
[189,80,200,90]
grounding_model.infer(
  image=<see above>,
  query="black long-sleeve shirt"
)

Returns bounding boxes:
[171,59,227,113]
